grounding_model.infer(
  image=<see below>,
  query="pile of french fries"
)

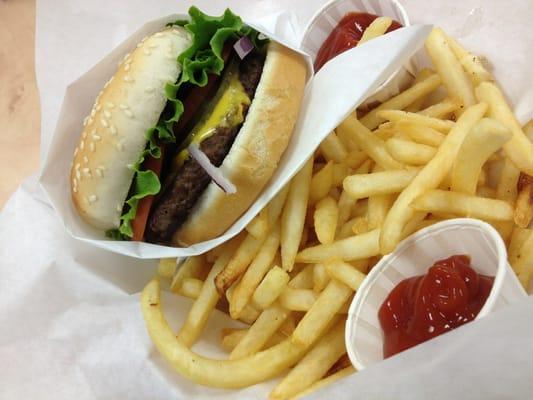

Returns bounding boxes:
[141,23,533,400]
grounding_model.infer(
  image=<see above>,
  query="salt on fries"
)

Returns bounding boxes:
[141,26,533,399]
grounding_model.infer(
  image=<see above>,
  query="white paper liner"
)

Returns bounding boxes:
[38,11,431,258]
[301,0,414,104]
[346,218,527,370]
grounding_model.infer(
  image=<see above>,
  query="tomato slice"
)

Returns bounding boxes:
[131,148,164,241]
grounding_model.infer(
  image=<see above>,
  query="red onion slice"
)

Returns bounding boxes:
[188,144,236,194]
[233,36,254,59]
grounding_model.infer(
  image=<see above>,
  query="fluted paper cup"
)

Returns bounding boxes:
[345,218,527,370]
[301,0,412,104]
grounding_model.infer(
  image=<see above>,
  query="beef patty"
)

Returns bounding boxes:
[145,51,266,244]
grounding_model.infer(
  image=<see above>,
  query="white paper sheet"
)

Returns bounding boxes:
[1,0,532,399]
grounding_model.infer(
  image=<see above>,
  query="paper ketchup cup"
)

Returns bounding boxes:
[300,0,412,104]
[345,218,528,370]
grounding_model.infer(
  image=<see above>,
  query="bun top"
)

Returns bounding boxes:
[70,27,192,230]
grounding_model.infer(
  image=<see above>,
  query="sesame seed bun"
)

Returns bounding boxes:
[70,27,192,229]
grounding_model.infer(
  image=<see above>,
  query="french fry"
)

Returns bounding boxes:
[313,263,330,292]
[335,126,360,152]
[230,303,290,360]
[292,366,356,399]
[281,158,313,271]
[246,209,269,239]
[309,161,334,204]
[401,211,429,239]
[476,82,533,175]
[158,258,178,279]
[314,196,338,244]
[524,120,533,141]
[332,163,352,187]
[215,231,267,295]
[418,98,460,118]
[292,280,353,347]
[252,266,290,310]
[178,278,204,299]
[288,265,315,289]
[325,259,366,291]
[351,216,371,235]
[220,329,247,352]
[367,193,395,229]
[514,175,533,228]
[509,230,533,288]
[279,288,319,311]
[358,16,392,44]
[279,314,297,336]
[451,118,511,194]
[446,34,493,85]
[266,184,291,229]
[343,169,420,199]
[337,189,356,228]
[170,255,207,293]
[477,186,497,199]
[425,27,476,108]
[296,229,380,263]
[360,74,442,129]
[411,190,514,221]
[270,321,346,399]
[386,138,437,165]
[508,227,532,265]
[377,109,455,132]
[336,217,359,240]
[178,239,240,346]
[319,132,348,162]
[338,115,404,169]
[396,121,446,147]
[380,102,487,253]
[342,150,368,169]
[405,68,436,112]
[230,224,281,319]
[328,186,341,201]
[496,158,520,202]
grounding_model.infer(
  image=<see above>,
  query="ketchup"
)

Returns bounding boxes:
[378,255,493,358]
[314,12,402,71]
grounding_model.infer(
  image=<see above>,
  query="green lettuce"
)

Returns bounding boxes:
[107,7,264,240]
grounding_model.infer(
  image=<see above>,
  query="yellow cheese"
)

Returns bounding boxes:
[173,63,251,167]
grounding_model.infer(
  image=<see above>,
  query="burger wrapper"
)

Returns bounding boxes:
[1,1,532,400]
[38,8,431,258]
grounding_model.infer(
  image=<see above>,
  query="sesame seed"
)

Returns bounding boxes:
[73,187,78,193]
[104,80,110,88]
[89,195,98,203]
[76,170,81,179]
[73,147,79,156]
[92,134,102,141]
[149,43,158,49]
[83,156,89,164]
[116,142,124,151]
[90,109,96,117]
[124,109,134,118]
[106,102,115,108]
[96,104,101,111]
[88,118,94,126]
[119,104,129,110]
[103,110,111,118]
[127,163,133,169]
[143,49,151,55]
[141,36,147,42]
[72,179,77,187]
[154,32,163,37]
[80,140,85,150]
[101,118,109,127]
[75,163,80,170]
[95,168,103,177]
[82,131,87,139]
[83,116,89,126]
[83,168,91,177]
[124,64,130,71]
[89,142,95,152]
[145,86,155,93]
[116,204,122,212]
[136,43,142,48]
[98,165,106,171]
[123,52,131,61]
[110,125,117,135]
[123,75,134,83]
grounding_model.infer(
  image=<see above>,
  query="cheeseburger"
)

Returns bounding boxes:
[70,7,306,246]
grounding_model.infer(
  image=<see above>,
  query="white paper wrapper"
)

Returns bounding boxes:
[38,9,430,258]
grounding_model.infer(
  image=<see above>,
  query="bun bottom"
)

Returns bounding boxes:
[173,42,307,246]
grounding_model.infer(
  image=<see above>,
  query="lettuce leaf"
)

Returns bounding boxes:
[107,7,264,240]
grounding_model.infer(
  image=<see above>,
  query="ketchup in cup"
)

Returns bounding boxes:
[378,255,494,358]
[314,12,402,71]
